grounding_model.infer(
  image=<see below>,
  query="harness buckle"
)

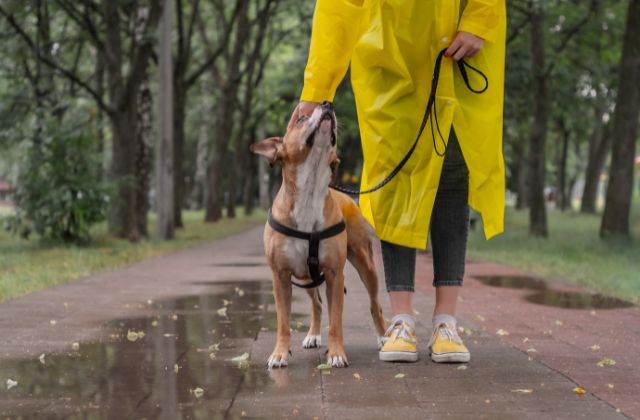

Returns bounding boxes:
[307,256,319,266]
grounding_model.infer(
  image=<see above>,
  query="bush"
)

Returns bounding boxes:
[6,129,109,243]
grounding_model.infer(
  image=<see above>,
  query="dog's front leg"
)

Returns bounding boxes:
[325,269,348,367]
[302,289,322,348]
[267,269,293,369]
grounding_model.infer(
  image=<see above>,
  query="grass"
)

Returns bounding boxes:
[468,204,640,303]
[0,209,266,302]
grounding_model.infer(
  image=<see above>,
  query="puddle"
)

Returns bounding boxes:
[525,290,634,309]
[0,281,306,419]
[473,275,548,290]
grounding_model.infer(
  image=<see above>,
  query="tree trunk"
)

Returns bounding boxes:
[556,120,570,211]
[527,7,549,237]
[173,79,186,228]
[135,78,153,237]
[190,78,210,209]
[514,139,529,209]
[581,108,610,213]
[226,150,237,218]
[600,0,640,238]
[157,0,175,240]
[204,0,250,223]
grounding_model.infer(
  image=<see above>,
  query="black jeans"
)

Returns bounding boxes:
[381,128,470,291]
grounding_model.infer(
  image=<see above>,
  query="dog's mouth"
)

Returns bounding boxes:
[306,111,336,148]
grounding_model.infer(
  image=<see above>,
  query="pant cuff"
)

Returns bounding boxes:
[386,285,415,292]
[433,280,463,287]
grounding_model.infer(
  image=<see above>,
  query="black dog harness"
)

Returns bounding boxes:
[268,208,346,289]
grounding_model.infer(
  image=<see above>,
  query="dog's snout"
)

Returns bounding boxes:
[320,101,333,110]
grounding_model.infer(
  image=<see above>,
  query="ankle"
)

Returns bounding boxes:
[391,313,415,329]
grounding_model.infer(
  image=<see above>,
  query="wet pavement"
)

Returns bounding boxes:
[0,227,635,419]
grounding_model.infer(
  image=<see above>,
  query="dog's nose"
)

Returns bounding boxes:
[320,101,333,110]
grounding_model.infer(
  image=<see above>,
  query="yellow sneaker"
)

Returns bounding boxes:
[429,322,470,363]
[379,320,418,362]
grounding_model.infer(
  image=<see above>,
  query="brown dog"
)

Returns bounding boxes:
[250,102,386,368]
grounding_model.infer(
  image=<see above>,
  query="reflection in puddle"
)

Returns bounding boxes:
[474,276,634,310]
[210,262,266,267]
[0,281,305,419]
[525,290,634,309]
[474,275,548,290]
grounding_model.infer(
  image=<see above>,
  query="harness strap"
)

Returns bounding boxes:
[267,209,346,289]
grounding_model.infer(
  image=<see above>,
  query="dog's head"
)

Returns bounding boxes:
[250,101,339,173]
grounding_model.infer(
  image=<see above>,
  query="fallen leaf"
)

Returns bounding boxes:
[258,304,265,310]
[590,310,597,316]
[394,373,405,379]
[49,319,57,326]
[321,370,331,375]
[526,348,537,353]
[485,399,491,404]
[317,363,331,370]
[476,315,486,322]
[170,314,178,321]
[6,379,17,390]
[174,364,180,373]
[353,373,362,380]
[554,320,564,326]
[235,287,245,297]
[522,337,529,343]
[590,344,600,351]
[457,365,467,370]
[231,352,250,365]
[223,299,232,306]
[209,352,216,360]
[127,330,140,342]
[573,386,586,396]
[496,329,509,336]
[163,333,175,338]
[71,342,80,351]
[596,357,616,367]
[193,387,204,398]
[511,389,533,394]
[543,330,553,336]
[216,307,228,317]
[209,343,220,352]
[146,299,153,305]
[607,383,614,389]
[38,354,45,364]
[151,320,158,327]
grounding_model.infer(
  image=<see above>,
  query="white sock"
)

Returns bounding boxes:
[391,313,415,329]
[433,314,457,328]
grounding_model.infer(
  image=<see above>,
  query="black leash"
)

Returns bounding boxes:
[329,47,489,196]
[267,209,346,289]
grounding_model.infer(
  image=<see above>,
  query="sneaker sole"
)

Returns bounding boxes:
[379,351,418,362]
[430,351,470,363]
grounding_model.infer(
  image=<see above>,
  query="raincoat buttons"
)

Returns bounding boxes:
[441,36,448,43]
[446,100,454,106]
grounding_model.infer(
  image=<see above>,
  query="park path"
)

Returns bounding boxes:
[0,225,636,419]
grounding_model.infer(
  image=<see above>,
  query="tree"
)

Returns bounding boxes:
[600,0,640,238]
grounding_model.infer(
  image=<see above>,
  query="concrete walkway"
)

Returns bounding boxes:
[0,226,635,419]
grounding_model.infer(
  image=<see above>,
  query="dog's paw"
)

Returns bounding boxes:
[266,350,289,369]
[327,348,349,368]
[302,334,321,348]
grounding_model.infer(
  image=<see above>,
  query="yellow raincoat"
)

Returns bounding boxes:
[301,0,507,249]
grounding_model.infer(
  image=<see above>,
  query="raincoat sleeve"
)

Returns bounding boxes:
[300,0,367,102]
[458,0,504,43]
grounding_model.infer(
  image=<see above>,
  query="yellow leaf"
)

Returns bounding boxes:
[353,373,362,380]
[394,373,405,379]
[193,387,204,398]
[573,387,586,396]
[589,344,600,351]
[496,329,509,336]
[127,330,139,342]
[511,388,533,394]
[596,357,616,367]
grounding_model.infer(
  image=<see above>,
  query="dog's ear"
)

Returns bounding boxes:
[249,137,284,166]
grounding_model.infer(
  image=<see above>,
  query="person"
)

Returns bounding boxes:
[289,0,506,363]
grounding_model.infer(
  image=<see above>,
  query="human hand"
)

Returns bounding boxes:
[445,31,484,61]
[287,101,320,131]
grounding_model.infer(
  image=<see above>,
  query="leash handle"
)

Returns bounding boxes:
[330,47,488,196]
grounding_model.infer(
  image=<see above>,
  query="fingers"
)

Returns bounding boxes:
[287,106,300,131]
[445,32,484,61]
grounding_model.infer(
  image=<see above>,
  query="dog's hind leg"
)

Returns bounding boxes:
[267,269,293,369]
[302,288,322,348]
[347,241,386,348]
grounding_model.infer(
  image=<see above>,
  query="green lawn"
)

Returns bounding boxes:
[0,209,266,302]
[468,204,640,303]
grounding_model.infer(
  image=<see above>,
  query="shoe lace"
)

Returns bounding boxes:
[384,321,413,343]
[429,323,463,346]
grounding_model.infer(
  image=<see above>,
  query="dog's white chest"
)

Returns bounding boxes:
[283,237,325,280]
